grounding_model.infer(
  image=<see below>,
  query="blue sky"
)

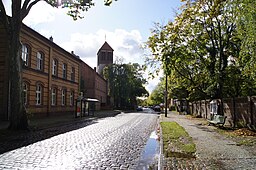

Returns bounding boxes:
[3,0,182,93]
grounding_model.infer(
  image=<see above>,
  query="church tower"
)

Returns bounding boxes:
[97,41,114,76]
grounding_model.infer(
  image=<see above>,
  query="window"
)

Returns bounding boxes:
[107,52,112,60]
[102,52,106,60]
[51,88,57,106]
[52,59,58,76]
[36,84,42,105]
[61,89,66,106]
[23,82,28,105]
[62,63,67,79]
[36,52,44,71]
[21,44,29,66]
[70,91,74,106]
[71,67,75,81]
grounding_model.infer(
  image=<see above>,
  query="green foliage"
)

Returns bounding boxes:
[146,0,256,101]
[147,79,165,106]
[234,0,256,79]
[103,63,148,109]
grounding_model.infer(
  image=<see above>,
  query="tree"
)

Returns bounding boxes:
[103,63,148,109]
[147,0,241,103]
[146,78,165,106]
[0,0,116,130]
[233,0,256,79]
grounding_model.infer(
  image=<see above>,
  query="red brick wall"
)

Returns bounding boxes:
[190,97,256,127]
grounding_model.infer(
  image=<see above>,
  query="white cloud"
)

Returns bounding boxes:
[58,29,158,93]
[23,1,61,26]
[143,70,163,94]
[60,29,144,68]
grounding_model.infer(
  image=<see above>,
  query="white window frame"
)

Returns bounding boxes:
[36,84,42,105]
[70,91,74,106]
[51,88,57,106]
[23,83,28,105]
[62,63,67,79]
[61,89,66,106]
[52,59,57,76]
[36,52,43,70]
[71,67,75,81]
[21,44,29,66]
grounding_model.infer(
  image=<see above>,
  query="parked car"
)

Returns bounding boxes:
[136,106,143,111]
[154,105,161,112]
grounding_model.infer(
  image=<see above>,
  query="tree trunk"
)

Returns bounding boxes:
[8,2,28,130]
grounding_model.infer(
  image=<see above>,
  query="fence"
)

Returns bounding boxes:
[189,96,256,128]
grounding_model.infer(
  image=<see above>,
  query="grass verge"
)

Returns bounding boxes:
[160,121,196,158]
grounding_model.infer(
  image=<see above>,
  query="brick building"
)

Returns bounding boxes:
[0,23,80,120]
[97,41,114,76]
[0,22,109,121]
[80,62,107,111]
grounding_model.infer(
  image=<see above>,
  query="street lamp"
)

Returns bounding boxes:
[165,74,168,117]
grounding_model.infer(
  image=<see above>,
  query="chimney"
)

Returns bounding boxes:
[94,67,96,71]
[49,36,53,42]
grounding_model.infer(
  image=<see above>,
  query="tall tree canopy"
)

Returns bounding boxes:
[103,63,148,109]
[234,0,256,79]
[0,0,116,130]
[146,0,255,102]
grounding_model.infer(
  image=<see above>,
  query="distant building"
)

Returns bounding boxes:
[97,41,114,76]
[80,63,107,111]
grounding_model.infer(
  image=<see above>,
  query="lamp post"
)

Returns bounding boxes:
[165,74,168,117]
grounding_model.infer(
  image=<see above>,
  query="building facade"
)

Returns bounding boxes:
[0,23,80,119]
[80,63,107,111]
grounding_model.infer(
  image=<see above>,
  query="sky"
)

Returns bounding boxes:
[3,0,182,93]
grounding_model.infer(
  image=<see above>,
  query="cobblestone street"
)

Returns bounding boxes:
[0,112,158,169]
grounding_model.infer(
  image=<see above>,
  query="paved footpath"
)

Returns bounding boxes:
[160,112,256,170]
[0,112,158,170]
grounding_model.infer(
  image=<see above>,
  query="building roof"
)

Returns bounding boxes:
[21,23,81,62]
[97,41,114,54]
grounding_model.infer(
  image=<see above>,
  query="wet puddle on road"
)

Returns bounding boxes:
[137,131,160,170]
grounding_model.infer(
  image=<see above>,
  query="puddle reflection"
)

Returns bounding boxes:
[137,131,160,170]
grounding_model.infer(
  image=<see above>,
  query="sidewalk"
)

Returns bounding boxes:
[0,110,121,130]
[159,111,256,170]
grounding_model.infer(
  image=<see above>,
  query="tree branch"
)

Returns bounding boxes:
[21,0,41,20]
[173,63,207,96]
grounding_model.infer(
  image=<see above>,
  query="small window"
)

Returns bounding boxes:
[62,63,67,79]
[21,44,29,66]
[107,52,112,60]
[102,52,106,60]
[36,84,43,105]
[70,91,74,106]
[52,59,58,76]
[23,82,28,105]
[36,52,44,71]
[61,89,66,106]
[51,88,57,106]
[71,67,75,81]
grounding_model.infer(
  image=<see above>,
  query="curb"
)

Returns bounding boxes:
[158,119,164,170]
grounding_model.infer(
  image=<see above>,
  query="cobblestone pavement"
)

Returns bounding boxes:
[160,112,256,170]
[0,112,158,169]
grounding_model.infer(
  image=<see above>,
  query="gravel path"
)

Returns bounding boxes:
[160,112,256,170]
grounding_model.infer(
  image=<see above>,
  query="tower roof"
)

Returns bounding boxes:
[97,41,114,54]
